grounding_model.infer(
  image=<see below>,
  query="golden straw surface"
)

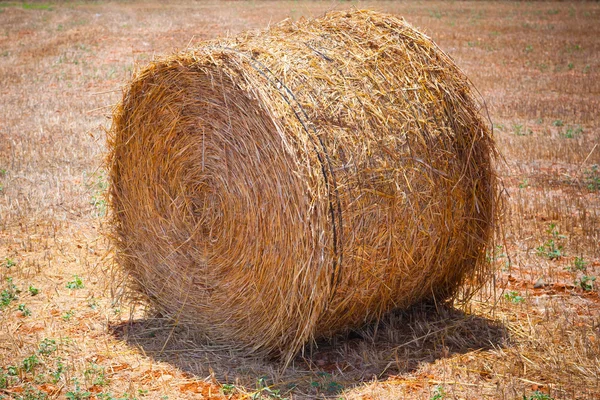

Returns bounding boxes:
[108,9,498,364]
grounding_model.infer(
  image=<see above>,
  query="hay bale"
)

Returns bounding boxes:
[108,9,498,363]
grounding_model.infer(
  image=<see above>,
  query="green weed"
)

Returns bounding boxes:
[576,275,596,291]
[15,386,49,400]
[519,178,529,189]
[523,390,554,400]
[66,275,84,289]
[1,277,20,309]
[536,224,565,260]
[97,393,137,400]
[221,384,236,395]
[22,354,39,373]
[251,377,289,399]
[3,258,15,268]
[562,125,582,138]
[504,291,525,304]
[584,165,600,190]
[87,297,99,309]
[66,378,92,400]
[571,257,587,272]
[62,310,75,321]
[22,3,54,11]
[84,363,108,387]
[513,124,532,136]
[431,385,446,400]
[50,359,65,384]
[18,303,31,316]
[38,338,58,355]
[87,170,108,217]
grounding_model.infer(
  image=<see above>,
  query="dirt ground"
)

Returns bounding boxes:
[1,1,599,399]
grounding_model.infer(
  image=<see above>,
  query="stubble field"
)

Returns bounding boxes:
[0,1,599,399]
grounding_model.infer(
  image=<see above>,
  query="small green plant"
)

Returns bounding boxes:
[325,381,343,394]
[519,178,529,189]
[567,62,574,70]
[0,372,9,389]
[7,366,18,376]
[87,297,99,309]
[3,258,15,268]
[562,125,582,138]
[524,45,533,53]
[17,385,49,400]
[1,277,20,309]
[66,379,92,400]
[552,119,564,127]
[28,285,39,296]
[66,275,84,289]
[62,310,75,321]
[536,239,562,260]
[513,124,523,135]
[50,359,65,383]
[431,385,446,400]
[18,303,31,316]
[584,165,600,190]
[523,390,554,400]
[576,275,596,291]
[571,257,587,272]
[512,124,532,136]
[84,363,108,387]
[22,354,39,373]
[0,168,6,176]
[22,3,54,11]
[504,291,525,304]
[222,384,236,395]
[87,170,108,217]
[38,338,57,355]
[97,393,136,400]
[536,224,565,260]
[251,377,288,400]
[487,245,511,270]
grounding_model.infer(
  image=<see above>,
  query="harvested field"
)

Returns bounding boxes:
[1,1,599,400]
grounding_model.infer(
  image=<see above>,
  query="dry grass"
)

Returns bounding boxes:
[0,1,599,400]
[108,9,498,366]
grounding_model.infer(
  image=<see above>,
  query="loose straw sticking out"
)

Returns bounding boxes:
[108,9,499,365]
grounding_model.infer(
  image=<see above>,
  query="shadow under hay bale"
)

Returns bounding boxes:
[109,303,507,398]
[108,9,499,364]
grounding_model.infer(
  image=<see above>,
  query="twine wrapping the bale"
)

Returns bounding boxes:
[108,9,498,363]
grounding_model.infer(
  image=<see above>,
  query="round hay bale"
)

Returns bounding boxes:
[108,9,498,362]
